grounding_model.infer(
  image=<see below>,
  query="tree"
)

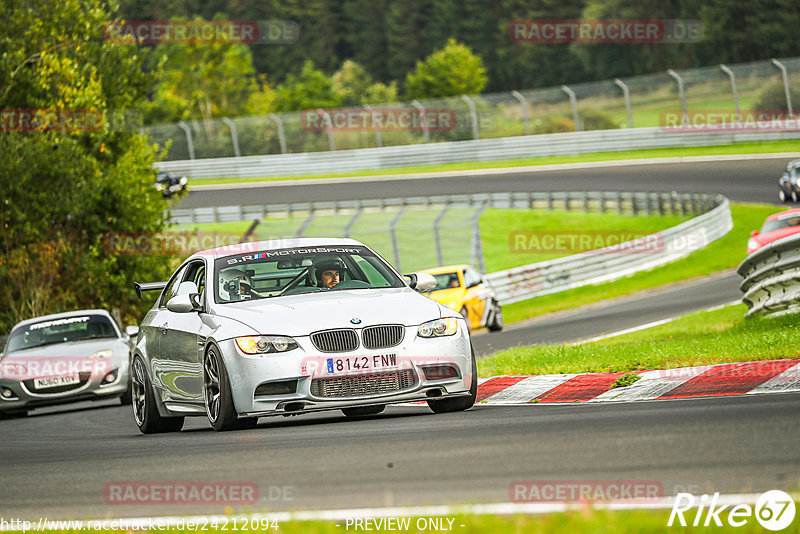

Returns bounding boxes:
[145,20,259,124]
[332,60,399,106]
[273,60,342,111]
[404,38,488,100]
[0,0,174,331]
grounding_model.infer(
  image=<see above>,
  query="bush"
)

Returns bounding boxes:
[752,81,800,113]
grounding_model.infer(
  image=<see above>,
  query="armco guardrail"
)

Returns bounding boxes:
[738,233,800,317]
[485,193,731,305]
[170,191,717,225]
[156,127,800,179]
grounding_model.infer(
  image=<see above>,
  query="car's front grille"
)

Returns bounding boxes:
[362,325,404,349]
[310,329,359,352]
[310,370,416,398]
[22,372,91,395]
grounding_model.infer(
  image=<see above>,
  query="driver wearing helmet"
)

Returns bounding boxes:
[219,268,261,301]
[314,258,347,289]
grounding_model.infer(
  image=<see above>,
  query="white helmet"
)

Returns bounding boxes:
[219,268,254,300]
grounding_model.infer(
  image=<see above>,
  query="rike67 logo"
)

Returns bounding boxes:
[668,491,796,531]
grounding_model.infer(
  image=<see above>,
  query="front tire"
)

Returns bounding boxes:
[132,357,184,434]
[204,346,258,431]
[780,189,788,202]
[427,347,477,413]
[342,405,386,417]
[792,190,798,203]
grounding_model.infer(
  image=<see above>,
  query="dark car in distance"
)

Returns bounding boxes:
[778,159,800,203]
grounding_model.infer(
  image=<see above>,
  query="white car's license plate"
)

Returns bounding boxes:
[33,374,80,389]
[326,354,397,374]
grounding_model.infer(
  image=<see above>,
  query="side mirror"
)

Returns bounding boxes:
[125,325,139,338]
[167,293,201,313]
[751,230,759,237]
[404,272,437,292]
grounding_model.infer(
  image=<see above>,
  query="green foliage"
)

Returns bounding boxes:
[404,39,488,100]
[611,372,641,389]
[145,18,258,124]
[0,0,174,331]
[273,60,342,112]
[752,82,800,113]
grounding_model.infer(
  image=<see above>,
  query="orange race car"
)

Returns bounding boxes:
[419,265,503,332]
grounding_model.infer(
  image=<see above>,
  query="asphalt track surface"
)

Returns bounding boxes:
[3,393,800,519]
[3,158,799,520]
[178,158,793,208]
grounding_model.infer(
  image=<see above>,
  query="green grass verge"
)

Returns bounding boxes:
[478,303,800,376]
[174,209,690,275]
[24,508,800,533]
[190,140,799,185]
[499,202,778,324]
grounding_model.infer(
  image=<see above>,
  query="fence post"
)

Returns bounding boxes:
[719,64,741,121]
[461,95,480,140]
[614,79,634,128]
[177,121,195,160]
[667,69,688,125]
[317,109,336,151]
[771,59,794,115]
[267,114,287,154]
[411,100,430,143]
[343,209,362,238]
[561,85,581,131]
[471,202,490,274]
[433,205,451,267]
[364,105,383,148]
[221,118,241,157]
[511,90,531,135]
[295,212,316,238]
[390,206,408,272]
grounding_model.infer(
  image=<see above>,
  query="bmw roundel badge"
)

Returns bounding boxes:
[350,318,361,324]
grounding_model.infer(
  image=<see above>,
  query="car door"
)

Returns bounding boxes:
[146,264,187,394]
[463,267,488,328]
[160,260,209,403]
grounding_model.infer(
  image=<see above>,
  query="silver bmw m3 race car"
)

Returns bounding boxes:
[131,238,477,433]
[0,309,133,417]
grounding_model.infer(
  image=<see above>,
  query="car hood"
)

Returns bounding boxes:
[750,227,800,252]
[212,288,445,336]
[1,338,127,360]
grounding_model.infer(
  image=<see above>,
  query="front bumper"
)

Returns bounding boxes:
[219,324,473,417]
[0,365,129,411]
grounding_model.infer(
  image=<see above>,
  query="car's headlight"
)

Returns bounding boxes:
[747,238,758,252]
[235,336,298,354]
[86,349,112,359]
[417,318,458,338]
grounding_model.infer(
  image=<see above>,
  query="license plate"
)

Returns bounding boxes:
[326,354,397,374]
[33,374,80,389]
